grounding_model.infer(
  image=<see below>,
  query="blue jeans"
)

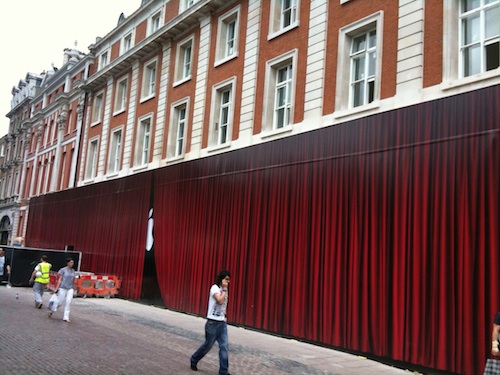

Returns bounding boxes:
[33,282,46,305]
[191,319,229,375]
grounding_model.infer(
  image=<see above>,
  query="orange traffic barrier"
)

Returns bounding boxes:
[74,273,121,298]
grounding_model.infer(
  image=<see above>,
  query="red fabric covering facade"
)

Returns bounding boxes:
[26,85,500,374]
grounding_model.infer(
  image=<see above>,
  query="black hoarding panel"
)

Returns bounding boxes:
[2,247,81,287]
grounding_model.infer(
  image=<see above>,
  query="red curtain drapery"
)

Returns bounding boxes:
[26,85,500,374]
[26,172,151,299]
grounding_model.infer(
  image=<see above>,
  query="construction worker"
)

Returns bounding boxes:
[29,255,52,309]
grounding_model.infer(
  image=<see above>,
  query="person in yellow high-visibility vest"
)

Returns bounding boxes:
[29,255,52,309]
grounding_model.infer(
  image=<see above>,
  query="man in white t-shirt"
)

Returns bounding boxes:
[190,270,231,375]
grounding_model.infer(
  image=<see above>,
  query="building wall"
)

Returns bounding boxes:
[4,0,500,373]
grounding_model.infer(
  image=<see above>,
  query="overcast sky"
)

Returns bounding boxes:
[0,1,141,137]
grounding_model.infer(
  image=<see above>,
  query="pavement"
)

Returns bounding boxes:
[0,285,420,375]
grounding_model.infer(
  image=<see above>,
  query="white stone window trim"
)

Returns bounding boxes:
[120,31,135,55]
[98,50,110,70]
[85,136,100,181]
[268,0,300,41]
[140,57,158,103]
[180,0,199,13]
[167,97,190,161]
[334,11,383,115]
[90,90,105,126]
[148,9,163,36]
[107,126,124,175]
[113,76,128,116]
[442,0,500,90]
[173,35,195,87]
[208,76,237,150]
[214,5,241,67]
[133,113,153,168]
[261,49,298,137]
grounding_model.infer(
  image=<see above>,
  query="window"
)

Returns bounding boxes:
[141,58,157,100]
[168,99,189,158]
[269,0,299,37]
[114,77,128,114]
[350,30,377,107]
[443,0,500,83]
[85,138,99,179]
[175,106,186,157]
[121,33,133,55]
[174,36,194,84]
[135,116,152,166]
[335,12,383,112]
[149,11,162,35]
[216,7,240,64]
[274,64,293,129]
[210,79,235,146]
[263,51,297,132]
[459,0,499,77]
[180,0,199,12]
[98,50,109,70]
[108,128,122,173]
[91,91,104,125]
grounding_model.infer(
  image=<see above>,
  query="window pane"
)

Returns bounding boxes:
[463,44,481,76]
[368,30,377,48]
[220,126,227,144]
[353,56,365,80]
[221,107,229,125]
[485,7,500,39]
[277,86,286,106]
[352,35,366,53]
[353,82,364,108]
[463,14,480,44]
[368,52,376,76]
[485,41,500,70]
[276,108,285,128]
[462,0,481,12]
[368,81,375,104]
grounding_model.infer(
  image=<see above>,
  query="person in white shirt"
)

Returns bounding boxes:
[190,270,231,375]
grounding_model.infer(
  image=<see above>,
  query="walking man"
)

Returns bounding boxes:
[29,255,51,308]
[190,270,231,375]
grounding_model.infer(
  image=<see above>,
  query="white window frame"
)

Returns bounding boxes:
[443,0,500,86]
[335,12,383,113]
[91,90,105,125]
[98,50,109,70]
[167,98,189,160]
[262,50,297,133]
[135,115,152,167]
[108,127,123,174]
[141,58,157,101]
[85,137,99,180]
[121,32,134,55]
[114,76,128,115]
[148,10,163,36]
[209,78,236,147]
[349,29,377,108]
[215,6,240,66]
[269,0,299,40]
[174,35,194,86]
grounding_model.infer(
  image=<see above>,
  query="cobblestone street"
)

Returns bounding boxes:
[0,286,415,375]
